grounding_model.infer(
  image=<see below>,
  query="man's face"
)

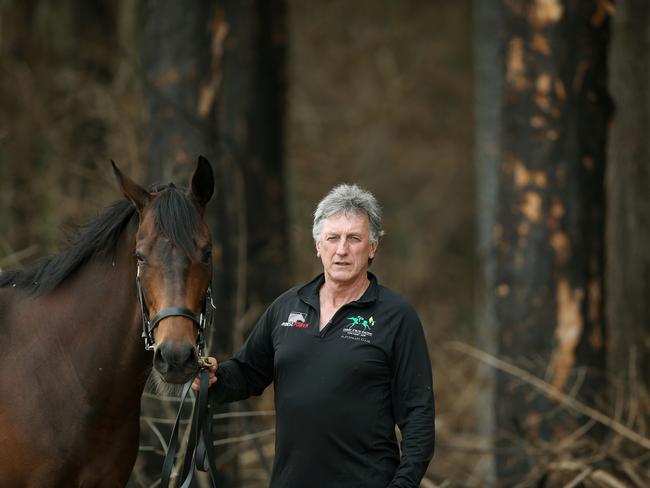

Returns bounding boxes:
[316,212,378,285]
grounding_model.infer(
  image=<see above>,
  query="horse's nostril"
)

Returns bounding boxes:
[153,347,169,373]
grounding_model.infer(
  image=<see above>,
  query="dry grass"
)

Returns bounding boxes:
[429,343,650,488]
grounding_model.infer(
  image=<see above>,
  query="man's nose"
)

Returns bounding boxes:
[336,239,349,255]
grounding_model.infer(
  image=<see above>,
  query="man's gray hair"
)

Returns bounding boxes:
[312,184,384,242]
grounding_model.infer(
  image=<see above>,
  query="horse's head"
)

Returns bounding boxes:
[112,157,214,384]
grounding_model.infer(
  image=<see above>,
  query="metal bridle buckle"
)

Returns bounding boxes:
[198,356,213,370]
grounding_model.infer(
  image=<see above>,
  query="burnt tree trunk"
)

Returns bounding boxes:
[209,1,287,481]
[607,0,650,387]
[141,0,216,182]
[474,0,503,483]
[140,0,287,485]
[140,1,238,486]
[494,0,611,481]
[215,0,288,332]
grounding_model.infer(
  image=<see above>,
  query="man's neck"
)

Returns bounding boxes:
[320,273,370,308]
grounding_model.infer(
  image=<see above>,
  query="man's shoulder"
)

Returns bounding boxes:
[376,284,415,310]
[268,285,303,308]
[374,284,422,330]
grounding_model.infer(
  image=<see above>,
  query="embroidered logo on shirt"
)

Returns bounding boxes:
[280,311,309,329]
[340,315,375,342]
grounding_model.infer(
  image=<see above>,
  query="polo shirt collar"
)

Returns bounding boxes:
[298,272,379,309]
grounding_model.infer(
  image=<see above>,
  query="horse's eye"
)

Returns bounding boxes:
[202,248,212,263]
[135,251,146,264]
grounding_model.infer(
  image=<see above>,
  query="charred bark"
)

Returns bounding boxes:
[141,0,216,183]
[140,0,287,485]
[140,1,236,486]
[494,0,611,481]
[215,0,288,323]
[208,2,288,481]
[474,0,503,483]
[607,0,650,387]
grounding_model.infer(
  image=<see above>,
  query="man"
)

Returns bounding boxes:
[196,184,435,487]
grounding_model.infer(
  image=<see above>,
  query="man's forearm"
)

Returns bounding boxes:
[208,359,254,403]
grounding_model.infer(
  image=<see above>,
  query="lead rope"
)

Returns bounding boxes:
[159,362,218,488]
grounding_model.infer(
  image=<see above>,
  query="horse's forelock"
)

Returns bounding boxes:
[150,187,203,258]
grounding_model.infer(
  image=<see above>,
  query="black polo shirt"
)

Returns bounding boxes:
[211,273,435,488]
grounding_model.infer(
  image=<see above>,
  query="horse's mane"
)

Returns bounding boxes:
[0,200,136,295]
[0,185,203,296]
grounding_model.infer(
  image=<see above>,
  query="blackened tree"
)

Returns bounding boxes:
[140,0,287,485]
[607,0,650,388]
[489,0,612,482]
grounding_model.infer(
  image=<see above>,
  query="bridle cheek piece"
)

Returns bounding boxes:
[136,264,215,354]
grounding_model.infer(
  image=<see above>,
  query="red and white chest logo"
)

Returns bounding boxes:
[280,311,309,329]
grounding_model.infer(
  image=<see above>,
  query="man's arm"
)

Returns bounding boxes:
[200,305,276,403]
[388,305,435,488]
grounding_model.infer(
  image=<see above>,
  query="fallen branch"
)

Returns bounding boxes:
[590,470,630,488]
[212,428,276,447]
[141,410,275,424]
[446,341,650,451]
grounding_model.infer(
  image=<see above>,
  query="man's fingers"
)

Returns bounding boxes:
[207,356,218,372]
[192,357,218,391]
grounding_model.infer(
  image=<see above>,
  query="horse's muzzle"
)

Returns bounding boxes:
[153,342,199,384]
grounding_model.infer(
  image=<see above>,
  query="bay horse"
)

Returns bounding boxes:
[0,157,214,487]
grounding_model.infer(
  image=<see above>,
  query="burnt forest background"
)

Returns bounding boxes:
[1,1,649,487]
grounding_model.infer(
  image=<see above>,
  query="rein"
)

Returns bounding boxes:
[159,367,218,488]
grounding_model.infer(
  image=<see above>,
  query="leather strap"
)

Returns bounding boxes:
[150,307,200,329]
[159,368,218,488]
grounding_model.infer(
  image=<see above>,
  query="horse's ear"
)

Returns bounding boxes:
[191,156,214,208]
[111,160,151,212]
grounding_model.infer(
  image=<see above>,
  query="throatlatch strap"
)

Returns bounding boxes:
[159,369,218,488]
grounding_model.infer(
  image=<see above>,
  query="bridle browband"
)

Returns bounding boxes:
[136,263,215,353]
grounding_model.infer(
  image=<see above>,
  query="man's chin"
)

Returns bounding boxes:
[327,268,358,283]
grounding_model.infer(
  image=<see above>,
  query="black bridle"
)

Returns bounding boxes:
[136,263,215,354]
[135,262,219,487]
[136,263,217,488]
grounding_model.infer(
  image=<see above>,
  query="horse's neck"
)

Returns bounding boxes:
[34,232,149,417]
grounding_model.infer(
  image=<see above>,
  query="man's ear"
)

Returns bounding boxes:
[111,160,151,212]
[369,240,378,259]
[191,156,214,209]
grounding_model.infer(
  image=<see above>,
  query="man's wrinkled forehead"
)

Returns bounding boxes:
[320,211,370,234]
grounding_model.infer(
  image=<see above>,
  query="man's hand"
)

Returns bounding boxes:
[192,357,218,391]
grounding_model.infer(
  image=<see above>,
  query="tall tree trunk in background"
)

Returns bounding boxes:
[216,0,288,340]
[141,0,216,183]
[493,0,611,482]
[140,1,239,486]
[474,0,502,484]
[608,0,650,387]
[211,1,287,480]
[140,0,287,485]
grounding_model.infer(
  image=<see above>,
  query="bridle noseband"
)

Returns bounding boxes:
[136,263,215,353]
